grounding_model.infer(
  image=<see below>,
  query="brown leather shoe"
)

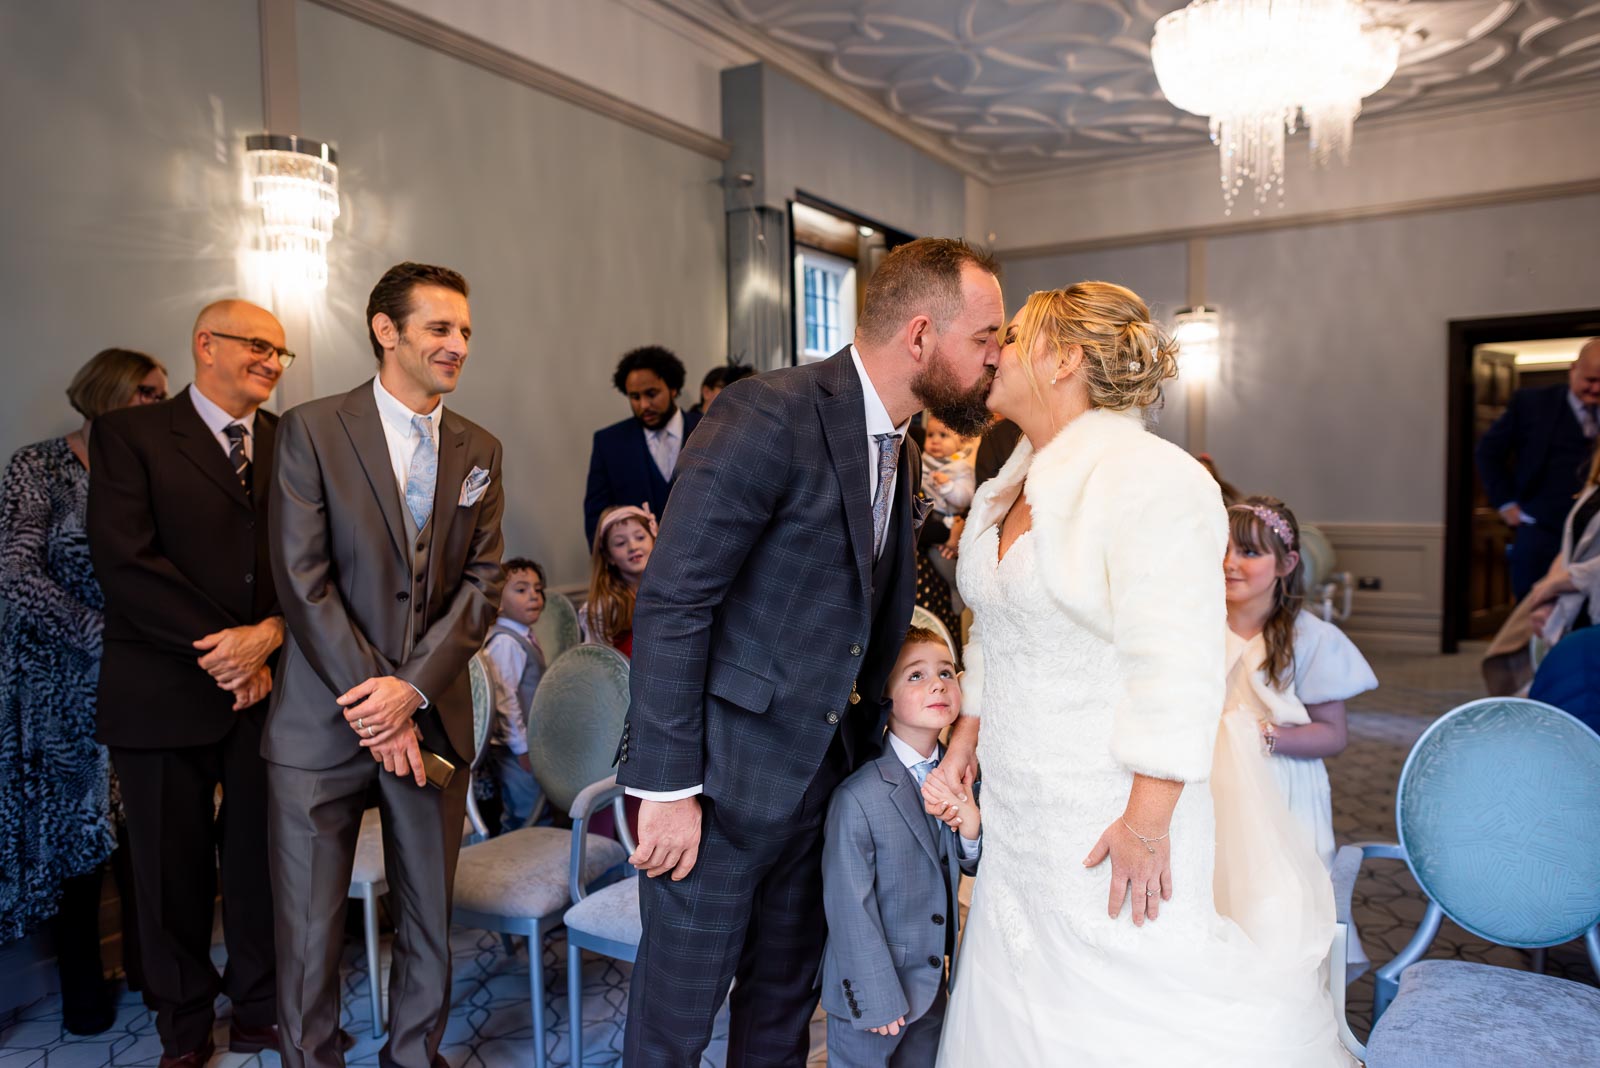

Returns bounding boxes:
[229,1024,356,1056]
[228,1022,279,1054]
[157,1035,213,1068]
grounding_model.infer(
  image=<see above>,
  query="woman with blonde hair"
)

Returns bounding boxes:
[1528,439,1600,645]
[0,347,167,1032]
[927,284,1350,1065]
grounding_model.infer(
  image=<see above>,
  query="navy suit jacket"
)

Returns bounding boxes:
[1476,384,1590,518]
[617,349,922,822]
[583,408,700,546]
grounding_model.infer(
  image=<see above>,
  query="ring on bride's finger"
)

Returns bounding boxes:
[1145,889,1154,896]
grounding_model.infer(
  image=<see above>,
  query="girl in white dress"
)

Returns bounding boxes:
[929,284,1352,1067]
[1223,496,1378,870]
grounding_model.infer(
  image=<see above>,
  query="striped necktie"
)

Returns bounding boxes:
[223,423,250,494]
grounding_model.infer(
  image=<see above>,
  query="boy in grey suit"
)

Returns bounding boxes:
[820,626,981,1067]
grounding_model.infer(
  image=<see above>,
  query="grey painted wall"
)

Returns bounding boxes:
[1204,194,1599,525]
[0,0,262,453]
[725,64,967,240]
[1000,194,1600,524]
[296,2,727,584]
[996,241,1191,447]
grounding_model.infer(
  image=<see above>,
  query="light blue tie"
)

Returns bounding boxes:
[910,755,940,788]
[871,432,900,559]
[405,414,437,531]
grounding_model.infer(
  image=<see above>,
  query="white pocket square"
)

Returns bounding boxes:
[459,466,491,507]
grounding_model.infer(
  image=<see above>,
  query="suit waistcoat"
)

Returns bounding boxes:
[402,504,460,761]
[485,623,545,721]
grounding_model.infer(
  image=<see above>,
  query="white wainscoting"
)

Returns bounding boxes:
[1312,522,1445,655]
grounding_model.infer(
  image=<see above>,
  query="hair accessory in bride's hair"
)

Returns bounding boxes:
[1129,360,1142,373]
[1240,504,1295,549]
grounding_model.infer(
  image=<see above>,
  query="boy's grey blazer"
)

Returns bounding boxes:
[819,750,980,1030]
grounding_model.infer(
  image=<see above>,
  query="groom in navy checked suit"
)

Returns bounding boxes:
[619,238,1004,1066]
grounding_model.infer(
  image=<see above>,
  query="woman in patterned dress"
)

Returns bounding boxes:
[0,347,167,1032]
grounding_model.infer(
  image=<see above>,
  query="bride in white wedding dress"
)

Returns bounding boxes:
[930,283,1352,1067]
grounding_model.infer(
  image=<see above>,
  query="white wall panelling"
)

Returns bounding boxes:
[1316,522,1445,654]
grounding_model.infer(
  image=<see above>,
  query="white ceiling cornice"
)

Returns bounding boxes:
[654,0,997,181]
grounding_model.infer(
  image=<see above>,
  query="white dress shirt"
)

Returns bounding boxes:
[189,384,257,462]
[371,376,443,707]
[645,408,685,482]
[851,345,910,521]
[483,616,533,756]
[627,350,910,804]
[886,730,980,859]
[373,376,443,493]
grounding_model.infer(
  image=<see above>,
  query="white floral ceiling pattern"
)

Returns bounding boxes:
[717,0,1600,176]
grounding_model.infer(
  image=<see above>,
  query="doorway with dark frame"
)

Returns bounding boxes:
[1444,309,1600,653]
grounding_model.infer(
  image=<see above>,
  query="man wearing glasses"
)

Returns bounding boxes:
[88,299,294,1067]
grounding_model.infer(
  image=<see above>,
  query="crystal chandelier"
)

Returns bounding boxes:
[1151,0,1402,213]
[244,134,340,289]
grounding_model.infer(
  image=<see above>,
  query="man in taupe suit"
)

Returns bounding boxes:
[264,262,505,1068]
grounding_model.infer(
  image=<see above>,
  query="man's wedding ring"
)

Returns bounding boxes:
[367,725,376,737]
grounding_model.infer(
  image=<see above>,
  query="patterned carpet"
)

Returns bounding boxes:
[3,644,1594,1066]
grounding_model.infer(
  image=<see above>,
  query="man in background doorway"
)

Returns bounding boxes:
[1477,338,1600,599]
[583,346,701,546]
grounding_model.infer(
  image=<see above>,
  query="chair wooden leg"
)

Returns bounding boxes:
[567,938,584,1068]
[529,929,548,1068]
[363,887,385,1038]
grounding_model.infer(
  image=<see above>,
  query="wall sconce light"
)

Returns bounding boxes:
[1174,305,1222,382]
[245,134,339,291]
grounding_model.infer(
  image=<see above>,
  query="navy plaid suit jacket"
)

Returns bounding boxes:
[618,348,922,822]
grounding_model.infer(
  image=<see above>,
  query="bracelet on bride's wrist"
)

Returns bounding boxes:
[1121,818,1169,855]
[1262,721,1278,754]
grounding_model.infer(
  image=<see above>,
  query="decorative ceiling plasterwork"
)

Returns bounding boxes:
[716,0,1600,178]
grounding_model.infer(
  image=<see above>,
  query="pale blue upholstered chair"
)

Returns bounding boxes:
[1329,697,1600,1065]
[911,603,956,654]
[451,643,632,1068]
[534,589,583,663]
[561,775,639,1068]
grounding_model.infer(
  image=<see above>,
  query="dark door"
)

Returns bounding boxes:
[1444,309,1600,652]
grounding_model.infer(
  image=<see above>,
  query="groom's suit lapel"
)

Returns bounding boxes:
[816,349,875,601]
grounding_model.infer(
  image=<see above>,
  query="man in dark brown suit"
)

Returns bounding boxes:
[264,263,504,1068]
[89,300,292,1066]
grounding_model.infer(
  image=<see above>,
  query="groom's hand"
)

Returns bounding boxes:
[631,796,703,880]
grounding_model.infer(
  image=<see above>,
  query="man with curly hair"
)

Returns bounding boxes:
[583,345,702,546]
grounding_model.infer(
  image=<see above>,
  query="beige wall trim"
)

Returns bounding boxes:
[307,0,732,161]
[655,0,987,181]
[999,178,1600,261]
[259,0,300,132]
[1313,521,1444,655]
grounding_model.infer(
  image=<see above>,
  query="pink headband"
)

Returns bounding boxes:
[594,503,659,551]
[1236,504,1295,549]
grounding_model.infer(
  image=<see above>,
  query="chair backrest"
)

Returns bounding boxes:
[1396,696,1600,948]
[467,650,494,770]
[911,605,957,656]
[534,591,582,663]
[1298,523,1337,593]
[525,643,631,814]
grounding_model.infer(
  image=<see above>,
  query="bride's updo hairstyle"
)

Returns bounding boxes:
[1011,281,1179,411]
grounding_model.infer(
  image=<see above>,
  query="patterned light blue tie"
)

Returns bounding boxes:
[910,755,940,788]
[871,432,900,559]
[405,414,437,531]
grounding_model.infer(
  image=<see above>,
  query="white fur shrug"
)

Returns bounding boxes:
[957,407,1229,783]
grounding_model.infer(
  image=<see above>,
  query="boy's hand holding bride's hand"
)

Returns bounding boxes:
[1083,816,1172,927]
[870,1016,907,1036]
[923,764,980,838]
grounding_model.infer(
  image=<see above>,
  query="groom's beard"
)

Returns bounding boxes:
[912,347,995,437]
